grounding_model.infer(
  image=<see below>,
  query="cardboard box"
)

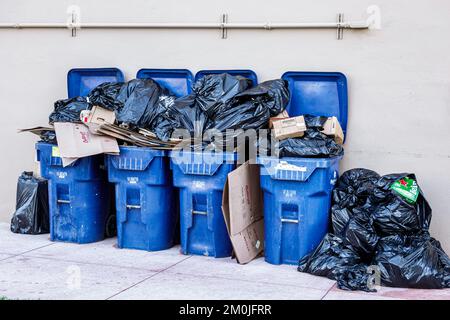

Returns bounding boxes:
[81,106,116,134]
[321,116,344,144]
[222,162,264,264]
[269,110,289,128]
[272,115,306,140]
[54,122,119,167]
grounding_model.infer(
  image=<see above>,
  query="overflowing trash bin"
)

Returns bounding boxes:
[258,72,348,265]
[167,69,270,258]
[36,142,111,243]
[33,68,124,243]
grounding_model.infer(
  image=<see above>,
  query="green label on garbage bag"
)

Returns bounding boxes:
[390,177,419,204]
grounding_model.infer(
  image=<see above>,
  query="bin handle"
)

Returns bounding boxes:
[126,204,141,210]
[281,218,299,224]
[192,210,207,215]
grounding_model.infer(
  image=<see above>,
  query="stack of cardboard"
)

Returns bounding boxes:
[269,111,345,144]
[20,105,182,167]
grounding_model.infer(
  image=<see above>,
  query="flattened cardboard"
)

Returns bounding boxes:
[222,162,264,264]
[54,122,119,163]
[272,115,306,140]
[321,116,344,144]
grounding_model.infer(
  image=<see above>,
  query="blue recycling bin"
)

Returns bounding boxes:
[106,146,177,251]
[170,150,235,258]
[36,142,110,243]
[258,156,341,265]
[259,71,348,265]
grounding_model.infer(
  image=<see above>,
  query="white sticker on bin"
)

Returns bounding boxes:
[275,161,307,172]
[127,177,139,184]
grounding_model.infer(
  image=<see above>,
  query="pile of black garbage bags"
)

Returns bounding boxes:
[298,168,450,291]
[47,73,343,157]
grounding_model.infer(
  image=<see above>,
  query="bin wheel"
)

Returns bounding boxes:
[105,214,117,238]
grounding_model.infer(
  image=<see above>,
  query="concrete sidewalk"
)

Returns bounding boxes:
[0,223,449,300]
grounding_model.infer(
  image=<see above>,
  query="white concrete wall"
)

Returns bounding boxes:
[1,0,449,250]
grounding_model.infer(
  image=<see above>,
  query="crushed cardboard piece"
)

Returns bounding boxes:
[81,105,116,125]
[97,123,181,149]
[222,161,264,264]
[18,126,54,136]
[54,122,119,162]
[269,110,290,128]
[81,106,116,135]
[321,116,344,144]
[272,115,306,140]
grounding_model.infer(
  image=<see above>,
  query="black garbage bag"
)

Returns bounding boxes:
[49,96,89,123]
[298,234,374,292]
[277,115,344,158]
[331,169,381,257]
[338,208,379,258]
[194,73,251,118]
[115,78,176,130]
[11,172,49,235]
[374,234,450,289]
[163,93,206,139]
[298,168,450,291]
[162,73,251,140]
[369,173,432,236]
[87,82,124,111]
[209,79,290,132]
[39,130,57,144]
[332,168,381,211]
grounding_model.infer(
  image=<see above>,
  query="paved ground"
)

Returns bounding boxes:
[0,223,449,300]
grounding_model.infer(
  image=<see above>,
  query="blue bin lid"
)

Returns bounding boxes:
[195,69,258,86]
[136,69,194,97]
[281,72,348,136]
[67,68,124,98]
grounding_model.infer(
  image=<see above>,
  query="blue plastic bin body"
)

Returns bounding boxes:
[195,69,258,86]
[170,151,235,257]
[136,69,193,97]
[107,146,177,251]
[257,71,348,265]
[258,156,341,265]
[36,142,109,243]
[67,68,124,98]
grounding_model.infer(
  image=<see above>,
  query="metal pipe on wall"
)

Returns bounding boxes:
[0,21,369,29]
[0,5,381,39]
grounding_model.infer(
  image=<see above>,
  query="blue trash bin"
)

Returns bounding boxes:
[170,150,235,257]
[258,156,341,265]
[107,146,177,251]
[258,71,348,265]
[36,142,110,243]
